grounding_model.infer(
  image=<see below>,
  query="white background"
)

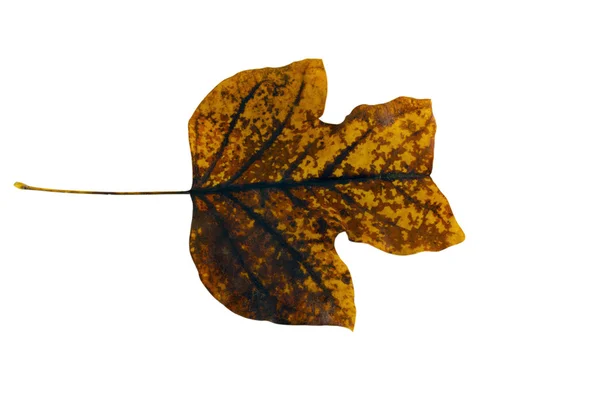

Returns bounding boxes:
[1,1,599,396]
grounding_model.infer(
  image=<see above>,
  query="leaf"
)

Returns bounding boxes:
[188,59,464,329]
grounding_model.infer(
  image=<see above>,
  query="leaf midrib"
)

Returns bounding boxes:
[191,171,429,194]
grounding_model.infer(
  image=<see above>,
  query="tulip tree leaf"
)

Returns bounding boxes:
[14,59,464,330]
[187,59,464,329]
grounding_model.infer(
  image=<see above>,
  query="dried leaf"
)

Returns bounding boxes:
[188,59,464,329]
[15,58,464,330]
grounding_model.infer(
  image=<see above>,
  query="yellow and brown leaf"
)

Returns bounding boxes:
[188,59,464,329]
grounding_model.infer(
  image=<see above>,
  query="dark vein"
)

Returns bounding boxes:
[221,192,332,296]
[223,79,307,186]
[192,171,428,194]
[321,128,375,178]
[259,189,269,208]
[281,136,322,180]
[281,188,305,208]
[196,81,265,187]
[197,195,275,305]
[280,123,341,181]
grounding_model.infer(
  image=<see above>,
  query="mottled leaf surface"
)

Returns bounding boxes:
[188,59,464,329]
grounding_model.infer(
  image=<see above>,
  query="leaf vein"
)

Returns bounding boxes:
[197,81,266,187]
[321,128,375,178]
[222,192,333,297]
[223,78,307,186]
[198,195,276,307]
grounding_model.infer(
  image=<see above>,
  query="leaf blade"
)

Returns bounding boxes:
[188,59,464,329]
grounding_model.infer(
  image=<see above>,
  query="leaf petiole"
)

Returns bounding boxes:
[13,182,190,195]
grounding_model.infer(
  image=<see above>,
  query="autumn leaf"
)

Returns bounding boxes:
[187,59,464,330]
[15,58,464,330]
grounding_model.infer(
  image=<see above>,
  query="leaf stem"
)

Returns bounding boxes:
[13,182,190,195]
